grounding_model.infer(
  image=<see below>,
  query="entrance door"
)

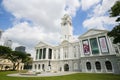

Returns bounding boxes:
[64,64,69,71]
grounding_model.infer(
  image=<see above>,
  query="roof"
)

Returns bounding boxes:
[78,29,109,39]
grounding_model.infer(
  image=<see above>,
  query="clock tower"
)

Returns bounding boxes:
[61,14,73,42]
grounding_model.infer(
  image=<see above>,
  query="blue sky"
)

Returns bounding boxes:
[0,0,13,30]
[0,0,118,56]
[0,0,87,35]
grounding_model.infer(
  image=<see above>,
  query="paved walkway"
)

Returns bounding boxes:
[7,72,78,77]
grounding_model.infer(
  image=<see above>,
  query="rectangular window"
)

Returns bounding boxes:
[90,38,99,54]
[39,49,42,59]
[36,49,38,60]
[73,46,76,57]
[98,36,109,53]
[43,48,46,59]
[82,39,90,54]
[48,48,52,59]
[58,53,60,59]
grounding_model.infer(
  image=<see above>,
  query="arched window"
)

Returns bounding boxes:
[105,61,112,70]
[86,62,91,70]
[95,61,101,70]
[38,64,40,69]
[64,64,69,71]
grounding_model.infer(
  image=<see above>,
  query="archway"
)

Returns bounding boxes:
[105,61,112,71]
[86,62,91,70]
[64,64,69,71]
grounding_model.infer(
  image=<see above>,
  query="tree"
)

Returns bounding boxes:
[0,46,12,70]
[7,51,30,70]
[0,46,32,70]
[23,54,33,70]
[0,46,12,58]
[107,1,120,44]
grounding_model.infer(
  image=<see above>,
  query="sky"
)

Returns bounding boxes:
[0,0,118,58]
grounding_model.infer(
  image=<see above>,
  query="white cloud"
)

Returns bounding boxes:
[93,0,118,16]
[65,0,80,16]
[2,0,66,33]
[83,16,117,29]
[2,0,81,58]
[82,0,118,30]
[2,22,61,57]
[81,0,101,11]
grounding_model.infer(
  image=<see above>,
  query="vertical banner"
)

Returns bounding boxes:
[90,38,99,54]
[82,40,90,54]
[99,37,109,53]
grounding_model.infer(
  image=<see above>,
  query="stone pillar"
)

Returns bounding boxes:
[36,64,38,72]
[37,49,40,60]
[32,63,35,71]
[91,61,96,72]
[41,48,43,59]
[101,60,106,73]
[112,59,120,74]
[88,39,92,56]
[46,48,48,60]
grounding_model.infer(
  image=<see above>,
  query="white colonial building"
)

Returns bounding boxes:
[32,14,120,74]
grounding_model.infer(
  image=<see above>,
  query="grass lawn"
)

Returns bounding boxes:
[0,71,120,80]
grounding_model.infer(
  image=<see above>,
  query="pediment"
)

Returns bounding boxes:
[79,29,108,38]
[60,40,70,45]
[35,41,49,48]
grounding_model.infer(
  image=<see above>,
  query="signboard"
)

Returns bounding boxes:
[90,38,99,54]
[99,37,109,53]
[82,40,90,54]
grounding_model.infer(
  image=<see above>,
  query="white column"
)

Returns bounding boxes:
[32,63,35,71]
[52,49,55,59]
[88,38,92,56]
[35,49,38,60]
[38,49,40,60]
[41,48,43,59]
[40,63,42,71]
[97,37,102,55]
[46,48,48,60]
[106,35,114,54]
[80,40,84,57]
[60,48,63,60]
[36,64,38,72]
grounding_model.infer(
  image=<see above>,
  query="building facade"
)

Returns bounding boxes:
[15,46,26,53]
[32,14,120,74]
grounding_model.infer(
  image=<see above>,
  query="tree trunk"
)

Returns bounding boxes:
[0,65,3,70]
[12,62,16,71]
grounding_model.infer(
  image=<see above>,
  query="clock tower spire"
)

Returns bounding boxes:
[61,14,73,42]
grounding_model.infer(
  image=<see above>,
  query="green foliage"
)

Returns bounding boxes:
[108,1,120,44]
[0,71,120,80]
[0,46,12,55]
[108,25,120,44]
[12,51,28,62]
[110,1,120,17]
[0,46,12,58]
